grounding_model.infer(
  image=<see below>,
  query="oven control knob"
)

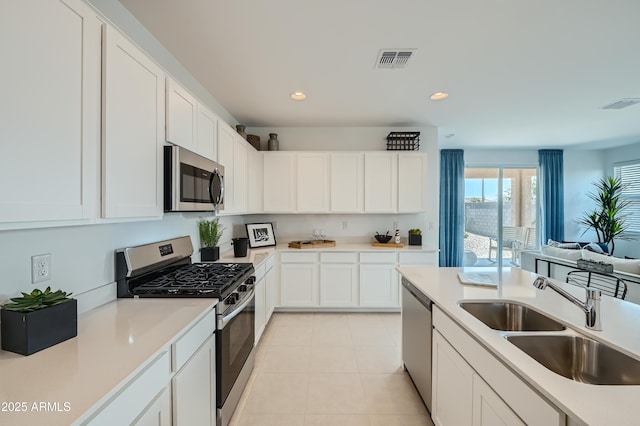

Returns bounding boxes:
[226,294,237,305]
[246,276,256,284]
[238,284,247,292]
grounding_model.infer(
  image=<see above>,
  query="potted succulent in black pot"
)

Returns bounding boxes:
[198,217,225,261]
[408,228,422,246]
[1,287,77,356]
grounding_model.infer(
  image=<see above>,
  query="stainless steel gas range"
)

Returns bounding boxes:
[115,236,255,426]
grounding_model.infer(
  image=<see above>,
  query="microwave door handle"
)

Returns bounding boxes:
[209,170,224,207]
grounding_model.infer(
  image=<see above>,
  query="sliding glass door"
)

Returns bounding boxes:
[463,167,537,267]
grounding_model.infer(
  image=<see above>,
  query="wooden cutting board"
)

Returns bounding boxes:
[288,240,336,249]
[372,242,405,248]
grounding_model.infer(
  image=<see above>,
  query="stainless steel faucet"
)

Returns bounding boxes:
[532,276,602,331]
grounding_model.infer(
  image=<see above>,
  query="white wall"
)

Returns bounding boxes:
[464,149,538,167]
[247,126,440,249]
[87,0,237,125]
[0,214,243,312]
[563,148,606,242]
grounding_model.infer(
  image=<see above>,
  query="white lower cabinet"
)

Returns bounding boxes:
[275,250,445,310]
[87,352,171,425]
[473,374,525,426]
[265,256,279,318]
[320,263,358,307]
[172,334,216,426]
[432,330,473,426]
[432,330,524,426]
[281,262,319,307]
[433,306,564,426]
[133,387,171,426]
[359,252,399,307]
[255,272,267,344]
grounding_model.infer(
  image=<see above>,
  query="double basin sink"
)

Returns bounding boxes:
[459,301,640,385]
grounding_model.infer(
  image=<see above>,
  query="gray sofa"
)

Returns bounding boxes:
[520,247,640,304]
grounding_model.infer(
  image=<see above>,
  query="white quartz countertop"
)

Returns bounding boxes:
[397,266,640,426]
[219,242,438,265]
[0,298,216,426]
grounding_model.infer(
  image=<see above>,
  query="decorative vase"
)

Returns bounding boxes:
[1,299,78,356]
[235,125,247,140]
[201,246,220,262]
[267,133,279,151]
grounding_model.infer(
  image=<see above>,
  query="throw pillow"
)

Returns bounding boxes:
[547,239,580,250]
[583,242,606,254]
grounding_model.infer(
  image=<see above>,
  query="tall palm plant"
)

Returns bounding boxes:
[577,176,630,255]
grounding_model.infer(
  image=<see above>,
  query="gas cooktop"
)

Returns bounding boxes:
[132,263,254,297]
[115,236,254,299]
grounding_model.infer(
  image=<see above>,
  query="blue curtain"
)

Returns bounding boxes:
[439,149,465,266]
[539,150,564,243]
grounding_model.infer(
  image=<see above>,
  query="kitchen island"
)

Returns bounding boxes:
[398,266,640,425]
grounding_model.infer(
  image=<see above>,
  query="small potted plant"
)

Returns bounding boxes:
[1,287,77,356]
[408,228,422,246]
[198,217,225,261]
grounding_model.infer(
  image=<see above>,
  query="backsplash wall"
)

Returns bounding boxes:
[245,213,434,245]
[0,214,243,312]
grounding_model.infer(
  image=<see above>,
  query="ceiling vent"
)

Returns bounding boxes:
[601,98,640,110]
[375,49,416,69]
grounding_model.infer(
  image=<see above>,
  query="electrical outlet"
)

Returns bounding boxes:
[32,254,51,284]
[393,221,399,230]
[342,221,348,230]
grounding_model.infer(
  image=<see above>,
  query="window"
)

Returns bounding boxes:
[614,161,640,233]
[463,167,537,267]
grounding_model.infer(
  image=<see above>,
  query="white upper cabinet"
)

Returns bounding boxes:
[263,153,296,212]
[217,121,236,213]
[233,134,249,213]
[330,153,364,213]
[398,152,427,213]
[297,153,330,212]
[247,148,263,213]
[196,106,217,161]
[216,122,251,214]
[166,78,197,152]
[364,152,398,213]
[102,25,165,219]
[0,0,101,226]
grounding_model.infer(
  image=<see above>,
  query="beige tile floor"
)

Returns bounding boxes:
[229,313,434,426]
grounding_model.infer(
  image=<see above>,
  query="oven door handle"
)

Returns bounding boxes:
[218,289,254,329]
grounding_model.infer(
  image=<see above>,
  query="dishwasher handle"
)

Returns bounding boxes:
[402,278,432,311]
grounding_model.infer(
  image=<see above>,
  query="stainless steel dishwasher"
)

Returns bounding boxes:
[401,277,433,413]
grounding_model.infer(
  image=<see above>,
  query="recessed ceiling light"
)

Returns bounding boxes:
[290,91,307,101]
[430,92,449,101]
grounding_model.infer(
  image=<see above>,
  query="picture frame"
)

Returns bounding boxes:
[245,223,277,248]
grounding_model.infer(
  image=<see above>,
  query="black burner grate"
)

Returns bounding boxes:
[131,263,253,297]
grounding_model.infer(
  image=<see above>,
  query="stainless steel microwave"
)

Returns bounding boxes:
[164,145,224,212]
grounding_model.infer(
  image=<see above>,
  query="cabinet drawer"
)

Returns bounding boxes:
[254,262,266,281]
[266,253,276,270]
[280,251,318,263]
[172,308,216,371]
[360,252,397,264]
[320,252,357,263]
[89,351,170,425]
[433,307,564,426]
[399,252,437,265]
